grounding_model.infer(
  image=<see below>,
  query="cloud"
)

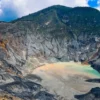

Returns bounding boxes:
[0,0,100,21]
[0,0,18,21]
[63,0,89,7]
[12,0,64,17]
[75,0,89,6]
[12,0,89,17]
[97,0,100,10]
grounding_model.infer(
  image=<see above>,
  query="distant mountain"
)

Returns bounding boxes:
[14,5,100,36]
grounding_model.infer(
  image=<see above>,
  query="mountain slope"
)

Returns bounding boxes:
[0,5,100,72]
[14,5,100,36]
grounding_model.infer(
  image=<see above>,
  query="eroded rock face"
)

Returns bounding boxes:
[0,6,100,66]
[0,92,21,100]
[90,59,100,73]
[0,77,58,100]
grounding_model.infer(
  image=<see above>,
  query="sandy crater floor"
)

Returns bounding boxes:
[31,62,100,100]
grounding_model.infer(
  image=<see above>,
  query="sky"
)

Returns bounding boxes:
[0,0,100,22]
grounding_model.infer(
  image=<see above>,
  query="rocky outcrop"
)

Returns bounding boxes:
[86,79,100,83]
[0,92,21,100]
[75,87,100,100]
[0,80,57,100]
[89,58,100,73]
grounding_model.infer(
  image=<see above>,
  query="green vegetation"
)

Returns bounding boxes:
[12,5,100,39]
